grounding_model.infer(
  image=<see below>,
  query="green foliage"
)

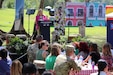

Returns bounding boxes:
[58,36,68,44]
[71,35,91,44]
[78,0,84,2]
[2,0,15,8]
[2,0,57,9]
[1,0,113,9]
[72,35,82,42]
[90,0,113,5]
[44,0,54,8]
[7,37,28,54]
[24,0,38,9]
[7,1,14,8]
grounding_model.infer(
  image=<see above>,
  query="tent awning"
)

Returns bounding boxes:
[106,12,113,18]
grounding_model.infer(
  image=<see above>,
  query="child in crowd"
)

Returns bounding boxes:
[91,59,111,75]
[97,59,109,75]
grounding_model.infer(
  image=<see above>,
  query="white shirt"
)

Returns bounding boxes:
[0,46,5,50]
[99,71,106,75]
[90,71,106,75]
[110,49,113,56]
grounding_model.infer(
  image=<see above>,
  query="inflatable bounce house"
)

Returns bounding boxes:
[66,2,86,26]
[106,5,113,47]
[86,2,106,26]
[106,5,113,14]
[65,2,106,26]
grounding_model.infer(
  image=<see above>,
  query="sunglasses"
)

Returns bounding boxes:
[45,44,49,47]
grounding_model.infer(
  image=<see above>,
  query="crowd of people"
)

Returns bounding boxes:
[0,34,113,75]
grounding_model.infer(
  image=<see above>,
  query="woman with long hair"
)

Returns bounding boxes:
[10,60,22,75]
[101,43,113,70]
[77,41,89,60]
[45,43,61,70]
[84,43,100,65]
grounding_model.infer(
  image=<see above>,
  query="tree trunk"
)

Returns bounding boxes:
[84,0,90,2]
[39,0,45,9]
[65,0,71,2]
[0,0,4,8]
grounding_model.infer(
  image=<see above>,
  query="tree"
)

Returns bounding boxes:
[44,0,56,8]
[84,0,90,2]
[39,0,44,9]
[0,0,4,8]
[65,0,71,2]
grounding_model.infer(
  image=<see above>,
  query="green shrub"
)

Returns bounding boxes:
[6,37,28,54]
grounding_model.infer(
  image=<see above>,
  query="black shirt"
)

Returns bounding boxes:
[89,51,100,65]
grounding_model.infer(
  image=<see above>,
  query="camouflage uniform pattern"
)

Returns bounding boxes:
[27,43,39,63]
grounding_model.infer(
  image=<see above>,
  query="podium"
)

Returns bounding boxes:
[38,21,53,42]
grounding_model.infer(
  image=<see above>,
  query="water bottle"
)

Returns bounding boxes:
[78,55,83,63]
[88,58,92,64]
[92,61,95,70]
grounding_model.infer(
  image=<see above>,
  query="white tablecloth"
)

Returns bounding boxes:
[75,63,98,75]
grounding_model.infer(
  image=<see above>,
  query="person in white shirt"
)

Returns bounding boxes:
[110,49,113,56]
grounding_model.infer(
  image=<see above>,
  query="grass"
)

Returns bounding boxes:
[0,9,15,31]
[0,9,106,51]
[51,26,106,49]
[0,8,49,33]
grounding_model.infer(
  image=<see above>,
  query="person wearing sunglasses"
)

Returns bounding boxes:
[35,40,49,75]
[36,40,49,61]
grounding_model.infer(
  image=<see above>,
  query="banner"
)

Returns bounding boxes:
[15,0,24,30]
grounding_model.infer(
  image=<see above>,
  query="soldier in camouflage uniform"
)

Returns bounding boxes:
[27,35,43,63]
